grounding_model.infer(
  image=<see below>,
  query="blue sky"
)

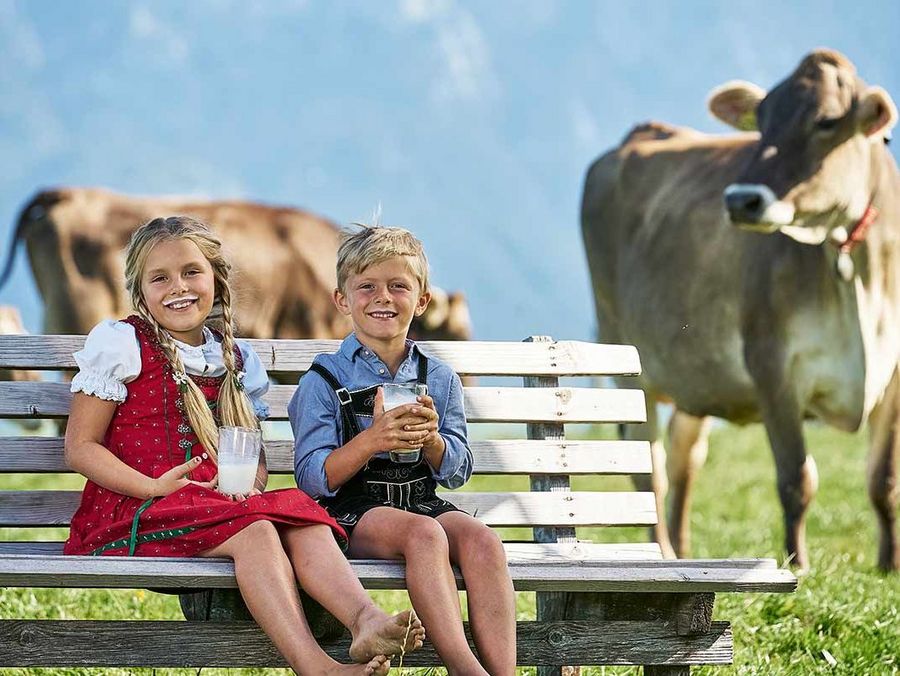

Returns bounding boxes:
[1,0,898,340]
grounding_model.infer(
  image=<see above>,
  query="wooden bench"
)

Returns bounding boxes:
[0,334,796,673]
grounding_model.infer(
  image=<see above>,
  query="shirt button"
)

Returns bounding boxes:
[379,369,385,374]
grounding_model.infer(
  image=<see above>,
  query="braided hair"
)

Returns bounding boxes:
[124,216,259,463]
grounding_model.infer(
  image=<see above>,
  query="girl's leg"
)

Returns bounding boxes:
[349,507,489,676]
[198,520,390,676]
[279,523,425,660]
[437,511,517,676]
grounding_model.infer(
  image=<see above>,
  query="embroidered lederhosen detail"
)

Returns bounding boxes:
[309,353,461,532]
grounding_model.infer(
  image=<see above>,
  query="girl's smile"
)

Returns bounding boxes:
[162,294,200,311]
[141,239,215,346]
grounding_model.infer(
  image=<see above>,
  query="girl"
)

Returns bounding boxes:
[63,216,424,675]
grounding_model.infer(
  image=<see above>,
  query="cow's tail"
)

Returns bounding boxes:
[0,189,64,291]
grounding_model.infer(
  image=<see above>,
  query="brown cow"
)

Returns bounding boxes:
[0,188,472,360]
[582,49,899,571]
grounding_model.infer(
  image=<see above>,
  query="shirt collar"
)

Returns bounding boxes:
[171,326,218,353]
[339,333,421,363]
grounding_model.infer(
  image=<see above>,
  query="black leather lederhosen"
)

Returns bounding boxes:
[308,354,461,535]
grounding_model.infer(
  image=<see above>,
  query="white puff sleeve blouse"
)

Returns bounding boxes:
[70,320,271,420]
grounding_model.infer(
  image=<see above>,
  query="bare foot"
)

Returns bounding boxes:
[368,654,391,676]
[326,655,390,676]
[349,608,426,662]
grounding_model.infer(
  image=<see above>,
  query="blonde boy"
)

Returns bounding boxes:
[290,226,516,674]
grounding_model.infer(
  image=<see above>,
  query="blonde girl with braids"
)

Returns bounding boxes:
[64,216,424,675]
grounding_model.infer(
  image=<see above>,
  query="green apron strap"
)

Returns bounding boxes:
[127,498,155,556]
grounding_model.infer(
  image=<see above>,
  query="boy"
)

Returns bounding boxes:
[289,226,515,675]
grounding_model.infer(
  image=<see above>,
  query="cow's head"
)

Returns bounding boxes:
[709,49,897,245]
[408,288,472,341]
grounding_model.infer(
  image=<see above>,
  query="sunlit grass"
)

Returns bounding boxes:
[1,422,898,674]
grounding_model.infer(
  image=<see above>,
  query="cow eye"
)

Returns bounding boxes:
[815,116,840,132]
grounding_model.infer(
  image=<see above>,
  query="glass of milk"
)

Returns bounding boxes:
[382,383,426,463]
[217,426,262,495]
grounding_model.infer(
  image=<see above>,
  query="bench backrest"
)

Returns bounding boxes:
[0,335,658,559]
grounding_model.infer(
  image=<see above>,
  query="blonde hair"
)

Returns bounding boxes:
[124,216,259,462]
[336,225,430,294]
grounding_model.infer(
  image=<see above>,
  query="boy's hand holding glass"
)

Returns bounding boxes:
[369,387,431,461]
[403,393,442,453]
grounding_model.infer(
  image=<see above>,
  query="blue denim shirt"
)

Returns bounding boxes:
[289,333,473,499]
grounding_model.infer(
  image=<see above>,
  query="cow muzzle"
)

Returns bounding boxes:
[724,184,795,230]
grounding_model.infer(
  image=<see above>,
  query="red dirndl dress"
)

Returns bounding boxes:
[64,316,347,557]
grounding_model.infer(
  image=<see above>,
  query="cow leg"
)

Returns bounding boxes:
[624,396,676,559]
[757,396,817,572]
[867,367,900,572]
[666,411,712,558]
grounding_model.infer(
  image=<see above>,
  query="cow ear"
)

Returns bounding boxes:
[707,80,766,131]
[419,287,448,329]
[858,86,898,139]
[446,292,473,340]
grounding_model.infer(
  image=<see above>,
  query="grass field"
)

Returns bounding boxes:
[1,422,898,675]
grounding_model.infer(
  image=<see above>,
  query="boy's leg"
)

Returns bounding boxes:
[279,523,424,660]
[436,511,517,676]
[198,521,390,676]
[350,506,489,675]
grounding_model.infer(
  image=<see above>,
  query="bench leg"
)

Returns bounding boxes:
[550,591,717,674]
[536,591,579,676]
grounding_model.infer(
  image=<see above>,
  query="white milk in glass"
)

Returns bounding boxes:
[383,383,419,411]
[218,462,259,495]
[382,383,425,463]
[218,426,262,494]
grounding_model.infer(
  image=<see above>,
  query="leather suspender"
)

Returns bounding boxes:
[417,353,428,389]
[308,362,361,440]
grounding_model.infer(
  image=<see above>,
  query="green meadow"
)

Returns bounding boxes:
[1,422,898,675]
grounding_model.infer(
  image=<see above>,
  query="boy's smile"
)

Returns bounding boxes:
[141,238,216,346]
[335,257,430,357]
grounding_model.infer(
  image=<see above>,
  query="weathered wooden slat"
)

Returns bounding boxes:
[0,540,664,561]
[0,490,659,528]
[0,437,653,475]
[0,382,648,424]
[0,619,731,667]
[0,335,642,377]
[0,382,72,419]
[281,385,648,424]
[0,554,797,592]
[0,437,68,472]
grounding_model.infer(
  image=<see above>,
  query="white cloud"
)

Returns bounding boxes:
[399,0,451,24]
[434,10,496,103]
[128,4,189,66]
[0,0,45,70]
[196,0,310,20]
[397,0,498,104]
[0,2,68,168]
